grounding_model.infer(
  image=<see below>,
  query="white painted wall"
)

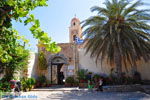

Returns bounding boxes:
[0,73,5,80]
[78,48,150,80]
[27,52,38,78]
[137,60,150,80]
[78,48,112,75]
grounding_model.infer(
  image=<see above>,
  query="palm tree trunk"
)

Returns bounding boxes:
[114,46,122,81]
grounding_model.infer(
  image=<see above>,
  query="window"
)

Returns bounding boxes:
[73,35,76,41]
[73,22,76,26]
[69,57,72,62]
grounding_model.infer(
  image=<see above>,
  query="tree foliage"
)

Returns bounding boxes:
[0,0,61,62]
[82,0,150,76]
[38,51,47,70]
[0,0,61,81]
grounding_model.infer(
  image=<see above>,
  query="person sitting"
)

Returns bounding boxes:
[95,77,103,91]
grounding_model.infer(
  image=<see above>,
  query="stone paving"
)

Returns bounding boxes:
[40,91,150,100]
[1,86,150,100]
[2,90,150,100]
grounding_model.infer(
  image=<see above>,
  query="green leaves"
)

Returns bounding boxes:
[82,0,150,73]
[0,0,61,81]
[37,0,48,6]
[1,0,60,53]
[38,51,47,70]
[24,14,35,25]
[24,14,61,53]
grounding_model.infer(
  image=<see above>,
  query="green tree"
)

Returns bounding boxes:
[0,0,61,81]
[82,0,150,79]
[38,51,47,70]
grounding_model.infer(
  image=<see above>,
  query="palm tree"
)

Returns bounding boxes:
[82,0,150,79]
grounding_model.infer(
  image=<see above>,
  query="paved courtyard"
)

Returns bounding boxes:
[2,90,150,100]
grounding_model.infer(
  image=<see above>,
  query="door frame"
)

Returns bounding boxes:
[51,63,64,84]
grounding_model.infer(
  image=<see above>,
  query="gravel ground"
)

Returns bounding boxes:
[2,90,150,100]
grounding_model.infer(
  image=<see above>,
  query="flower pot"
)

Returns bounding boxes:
[48,84,52,87]
[79,83,84,88]
[65,83,72,87]
[36,83,41,88]
[73,84,78,87]
[79,83,88,88]
[80,80,87,83]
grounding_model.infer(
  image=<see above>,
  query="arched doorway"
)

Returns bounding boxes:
[49,54,68,85]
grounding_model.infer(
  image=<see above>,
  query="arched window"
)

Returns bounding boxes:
[73,22,76,26]
[73,35,76,41]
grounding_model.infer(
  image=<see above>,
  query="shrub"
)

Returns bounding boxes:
[38,51,47,70]
[106,71,142,85]
[21,78,28,92]
[26,78,36,90]
[0,81,11,99]
[77,69,88,81]
[133,71,141,84]
[73,80,79,86]
[0,81,11,92]
[29,78,36,85]
[125,76,134,84]
[65,77,75,84]
[92,74,100,79]
[21,77,36,91]
[102,77,111,85]
[37,75,46,83]
[86,72,93,81]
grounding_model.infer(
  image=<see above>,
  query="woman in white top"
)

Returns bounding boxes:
[96,77,103,91]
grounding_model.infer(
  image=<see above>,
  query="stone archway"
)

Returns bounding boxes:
[48,54,68,84]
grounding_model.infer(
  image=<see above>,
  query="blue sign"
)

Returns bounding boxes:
[75,36,84,45]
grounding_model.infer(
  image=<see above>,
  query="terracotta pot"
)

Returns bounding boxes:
[65,83,72,87]
[35,83,40,88]
[48,84,52,87]
[79,80,85,83]
[79,83,88,88]
[73,84,78,87]
[38,83,42,87]
[80,80,87,83]
[42,84,46,87]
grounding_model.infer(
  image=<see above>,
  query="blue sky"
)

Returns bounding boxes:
[12,0,150,52]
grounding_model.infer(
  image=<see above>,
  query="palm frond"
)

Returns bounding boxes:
[82,0,150,73]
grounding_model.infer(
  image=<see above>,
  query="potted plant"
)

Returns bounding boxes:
[21,77,28,92]
[92,74,101,84]
[21,77,36,91]
[36,75,46,87]
[86,72,93,81]
[65,76,75,87]
[77,69,88,88]
[46,81,52,87]
[73,80,79,87]
[24,78,36,91]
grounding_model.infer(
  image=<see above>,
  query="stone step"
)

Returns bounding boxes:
[31,87,88,91]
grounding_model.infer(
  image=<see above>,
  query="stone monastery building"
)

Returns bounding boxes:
[28,17,150,84]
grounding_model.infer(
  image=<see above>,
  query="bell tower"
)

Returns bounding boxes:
[69,17,82,43]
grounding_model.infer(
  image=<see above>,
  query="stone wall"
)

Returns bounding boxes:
[36,42,150,81]
[10,52,39,79]
[36,43,77,82]
[57,43,74,65]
